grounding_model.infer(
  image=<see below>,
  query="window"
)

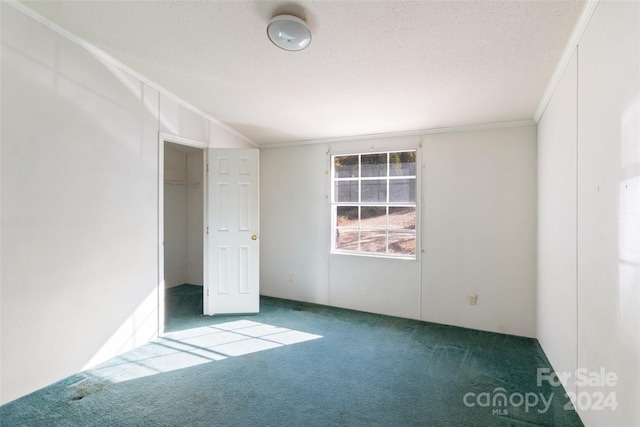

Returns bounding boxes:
[331,150,417,258]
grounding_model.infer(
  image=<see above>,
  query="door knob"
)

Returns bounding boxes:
[251,235,258,240]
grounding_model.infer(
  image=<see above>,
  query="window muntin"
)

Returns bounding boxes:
[332,150,417,258]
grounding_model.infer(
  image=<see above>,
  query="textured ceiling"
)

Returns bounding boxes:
[20,1,585,145]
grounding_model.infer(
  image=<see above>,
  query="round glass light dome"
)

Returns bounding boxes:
[267,14,311,51]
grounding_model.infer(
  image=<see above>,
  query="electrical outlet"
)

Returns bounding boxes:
[468,294,478,305]
[288,273,294,282]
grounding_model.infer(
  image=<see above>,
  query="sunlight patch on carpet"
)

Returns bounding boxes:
[87,321,322,384]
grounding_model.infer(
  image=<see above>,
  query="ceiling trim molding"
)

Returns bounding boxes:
[534,0,599,122]
[261,119,537,149]
[6,0,258,148]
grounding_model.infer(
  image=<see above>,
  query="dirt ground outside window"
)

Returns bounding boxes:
[336,207,415,255]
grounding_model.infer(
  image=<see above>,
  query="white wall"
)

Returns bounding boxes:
[261,126,537,336]
[538,2,640,426]
[0,4,251,404]
[421,126,537,337]
[576,2,640,425]
[260,143,332,305]
[1,4,159,403]
[537,50,578,396]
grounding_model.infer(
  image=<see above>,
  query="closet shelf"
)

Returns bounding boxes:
[164,180,201,186]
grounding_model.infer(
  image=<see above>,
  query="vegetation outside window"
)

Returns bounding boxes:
[331,150,417,258]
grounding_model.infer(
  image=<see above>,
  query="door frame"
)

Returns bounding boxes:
[158,132,208,336]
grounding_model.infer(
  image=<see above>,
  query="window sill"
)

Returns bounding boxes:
[330,250,417,261]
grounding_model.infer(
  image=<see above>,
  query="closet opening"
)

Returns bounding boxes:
[163,141,205,324]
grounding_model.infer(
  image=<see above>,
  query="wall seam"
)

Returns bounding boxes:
[574,44,580,402]
[184,153,189,285]
[327,149,332,306]
[157,90,163,336]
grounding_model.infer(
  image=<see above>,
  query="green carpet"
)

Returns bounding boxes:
[0,284,583,426]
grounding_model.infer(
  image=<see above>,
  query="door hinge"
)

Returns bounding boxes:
[207,288,210,296]
[207,164,210,172]
[207,226,209,235]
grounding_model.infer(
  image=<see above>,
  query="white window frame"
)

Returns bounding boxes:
[330,149,418,260]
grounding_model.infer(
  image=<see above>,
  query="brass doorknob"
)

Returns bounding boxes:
[251,235,258,240]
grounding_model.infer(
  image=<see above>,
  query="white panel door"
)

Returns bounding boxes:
[205,149,259,315]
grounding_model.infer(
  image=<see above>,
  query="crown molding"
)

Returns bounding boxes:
[534,0,600,122]
[261,119,537,149]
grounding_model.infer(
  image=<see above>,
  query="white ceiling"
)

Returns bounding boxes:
[20,0,585,146]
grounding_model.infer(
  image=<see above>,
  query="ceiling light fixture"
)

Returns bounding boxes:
[267,14,311,51]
